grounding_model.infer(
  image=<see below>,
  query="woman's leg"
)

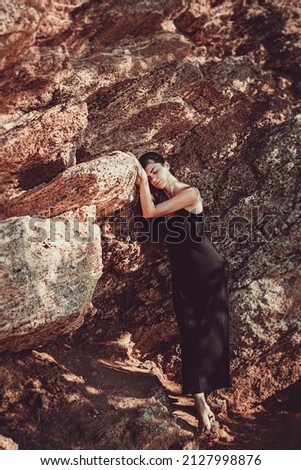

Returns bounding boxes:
[193,392,214,433]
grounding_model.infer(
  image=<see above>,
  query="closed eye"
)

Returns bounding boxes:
[148,170,158,179]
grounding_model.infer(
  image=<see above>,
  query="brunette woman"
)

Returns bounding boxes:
[135,152,230,434]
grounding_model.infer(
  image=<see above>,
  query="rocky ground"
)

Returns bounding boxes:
[1,319,300,450]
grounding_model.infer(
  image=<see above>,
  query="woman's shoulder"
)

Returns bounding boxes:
[179,185,203,213]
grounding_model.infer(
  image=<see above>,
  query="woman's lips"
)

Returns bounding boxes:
[152,179,164,188]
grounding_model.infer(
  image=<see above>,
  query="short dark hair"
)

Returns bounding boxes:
[139,151,165,168]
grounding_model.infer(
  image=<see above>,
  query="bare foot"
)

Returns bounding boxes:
[193,392,215,434]
[195,403,215,434]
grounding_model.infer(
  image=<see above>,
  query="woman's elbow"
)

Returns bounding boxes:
[143,209,155,218]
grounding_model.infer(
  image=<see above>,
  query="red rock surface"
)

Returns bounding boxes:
[0,0,300,450]
[4,151,137,218]
[1,207,102,352]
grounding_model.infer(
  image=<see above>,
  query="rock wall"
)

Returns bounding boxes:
[1,0,300,407]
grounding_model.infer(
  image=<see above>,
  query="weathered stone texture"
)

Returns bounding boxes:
[1,0,300,420]
[0,434,18,450]
[4,152,137,219]
[1,102,88,202]
[0,208,102,352]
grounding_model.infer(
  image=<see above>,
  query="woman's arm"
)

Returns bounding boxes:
[136,164,199,218]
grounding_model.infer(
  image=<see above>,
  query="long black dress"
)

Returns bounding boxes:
[164,207,230,395]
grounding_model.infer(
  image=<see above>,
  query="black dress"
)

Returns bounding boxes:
[165,207,230,395]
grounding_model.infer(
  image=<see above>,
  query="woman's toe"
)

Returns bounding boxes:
[197,411,212,434]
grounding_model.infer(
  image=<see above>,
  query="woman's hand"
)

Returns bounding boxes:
[135,160,147,186]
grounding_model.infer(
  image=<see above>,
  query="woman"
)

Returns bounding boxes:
[135,151,230,434]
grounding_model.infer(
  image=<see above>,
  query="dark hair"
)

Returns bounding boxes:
[139,151,175,205]
[139,151,166,169]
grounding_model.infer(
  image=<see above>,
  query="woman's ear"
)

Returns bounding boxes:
[165,161,170,170]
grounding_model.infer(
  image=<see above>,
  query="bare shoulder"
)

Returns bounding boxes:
[181,186,203,212]
[180,185,201,200]
[147,184,202,218]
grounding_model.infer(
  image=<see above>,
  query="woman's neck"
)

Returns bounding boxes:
[163,175,189,198]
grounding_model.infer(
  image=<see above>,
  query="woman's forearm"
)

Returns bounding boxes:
[139,178,155,218]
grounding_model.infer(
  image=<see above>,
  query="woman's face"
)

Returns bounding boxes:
[144,162,171,189]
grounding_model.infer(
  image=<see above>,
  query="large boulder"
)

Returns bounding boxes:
[4,151,137,219]
[0,207,102,352]
[1,102,88,202]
